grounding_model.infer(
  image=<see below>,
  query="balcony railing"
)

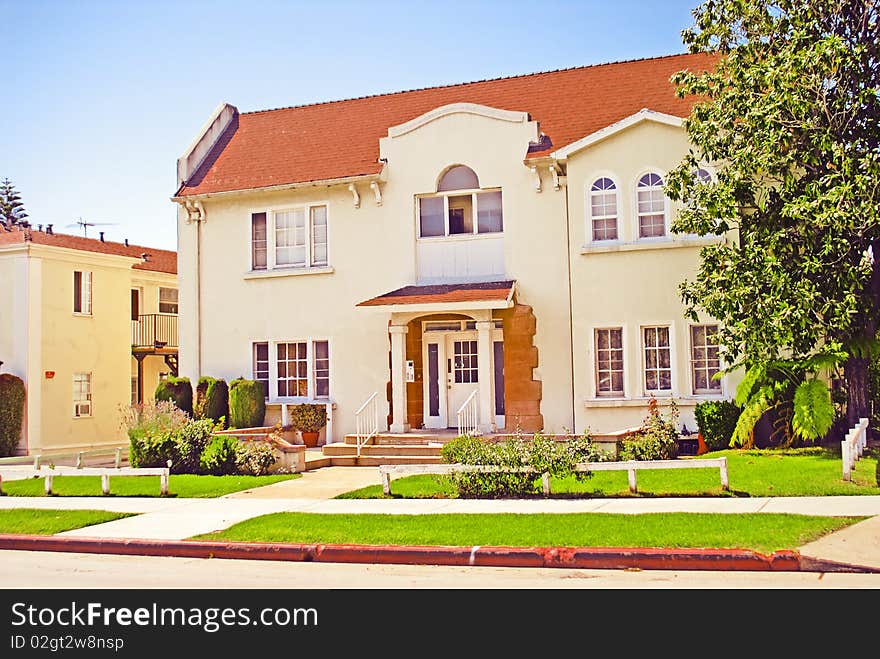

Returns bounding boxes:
[132,314,178,349]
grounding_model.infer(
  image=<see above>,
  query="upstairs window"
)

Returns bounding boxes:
[250,205,329,271]
[595,327,624,397]
[159,287,178,314]
[73,271,92,315]
[637,172,667,238]
[418,165,503,238]
[589,177,618,241]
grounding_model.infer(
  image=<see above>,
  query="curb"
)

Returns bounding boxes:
[2,534,877,572]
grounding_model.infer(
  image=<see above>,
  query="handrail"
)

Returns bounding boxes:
[355,392,379,458]
[0,445,127,469]
[131,314,178,348]
[842,417,869,481]
[456,389,479,437]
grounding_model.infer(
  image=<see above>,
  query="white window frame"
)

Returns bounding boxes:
[689,323,724,395]
[73,270,93,315]
[73,372,92,418]
[252,341,270,399]
[635,169,669,240]
[158,287,178,315]
[416,188,504,240]
[249,202,330,272]
[586,174,620,244]
[593,326,626,398]
[267,338,331,402]
[640,324,675,396]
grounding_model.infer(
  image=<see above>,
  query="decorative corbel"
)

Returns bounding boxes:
[182,200,206,224]
[531,166,542,193]
[548,163,561,191]
[370,181,382,206]
[348,183,361,209]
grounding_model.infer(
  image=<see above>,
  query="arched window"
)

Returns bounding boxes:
[589,177,618,241]
[437,165,480,192]
[695,168,712,184]
[637,172,666,238]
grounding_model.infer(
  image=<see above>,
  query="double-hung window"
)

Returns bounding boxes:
[595,328,624,397]
[159,287,178,314]
[637,172,667,238]
[417,166,503,238]
[251,204,329,271]
[691,324,722,394]
[589,177,618,241]
[73,271,92,314]
[261,339,331,400]
[643,326,672,393]
[73,372,92,417]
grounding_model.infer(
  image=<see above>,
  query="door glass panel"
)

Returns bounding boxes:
[494,341,504,415]
[428,344,439,417]
[453,340,478,384]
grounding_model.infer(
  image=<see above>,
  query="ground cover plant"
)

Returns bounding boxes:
[0,509,132,534]
[192,511,864,555]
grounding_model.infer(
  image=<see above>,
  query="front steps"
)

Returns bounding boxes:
[313,431,462,468]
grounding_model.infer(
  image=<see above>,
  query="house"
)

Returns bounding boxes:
[171,52,738,450]
[0,223,178,455]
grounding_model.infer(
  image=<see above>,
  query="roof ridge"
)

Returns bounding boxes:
[242,51,695,115]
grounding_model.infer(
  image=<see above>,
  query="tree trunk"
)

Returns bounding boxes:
[845,355,870,428]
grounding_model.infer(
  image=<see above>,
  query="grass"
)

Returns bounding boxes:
[192,511,865,554]
[336,447,880,499]
[0,509,133,535]
[0,474,299,498]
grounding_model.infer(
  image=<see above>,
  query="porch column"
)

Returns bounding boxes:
[476,321,495,434]
[389,324,410,433]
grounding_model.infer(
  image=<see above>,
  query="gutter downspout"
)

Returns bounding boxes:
[561,165,576,434]
[182,200,205,379]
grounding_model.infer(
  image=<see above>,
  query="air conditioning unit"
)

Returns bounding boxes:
[74,401,92,418]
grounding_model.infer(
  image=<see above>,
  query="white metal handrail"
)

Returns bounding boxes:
[355,391,379,458]
[842,417,869,481]
[456,389,479,437]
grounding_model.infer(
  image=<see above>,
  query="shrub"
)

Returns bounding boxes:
[173,418,219,474]
[155,376,193,417]
[618,397,679,461]
[228,378,266,428]
[123,400,189,468]
[694,400,742,451]
[0,373,25,457]
[200,435,241,476]
[195,376,229,428]
[235,441,278,476]
[288,403,327,432]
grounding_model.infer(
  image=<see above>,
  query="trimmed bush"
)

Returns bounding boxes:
[173,418,218,474]
[228,378,266,428]
[617,397,679,461]
[200,435,241,476]
[195,376,229,428]
[694,400,742,451]
[155,376,193,417]
[0,373,25,457]
[235,441,278,476]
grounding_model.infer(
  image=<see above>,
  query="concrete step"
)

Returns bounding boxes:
[323,455,445,467]
[324,442,442,457]
[343,433,460,446]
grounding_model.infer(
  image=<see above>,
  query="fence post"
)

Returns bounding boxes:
[44,475,53,495]
[33,455,40,470]
[382,470,392,496]
[719,458,729,491]
[628,468,638,493]
[115,448,122,469]
[101,474,110,496]
[541,472,551,495]
[76,452,84,469]
[842,438,851,481]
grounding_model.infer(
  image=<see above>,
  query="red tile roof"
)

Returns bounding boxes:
[177,52,718,197]
[0,225,177,274]
[358,281,515,307]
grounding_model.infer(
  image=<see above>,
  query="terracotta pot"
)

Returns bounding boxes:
[301,431,320,448]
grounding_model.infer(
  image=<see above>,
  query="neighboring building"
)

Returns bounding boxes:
[0,224,177,455]
[171,52,738,445]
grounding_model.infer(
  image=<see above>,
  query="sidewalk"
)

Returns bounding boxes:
[1,466,879,573]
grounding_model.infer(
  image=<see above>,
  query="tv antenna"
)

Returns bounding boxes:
[66,217,119,237]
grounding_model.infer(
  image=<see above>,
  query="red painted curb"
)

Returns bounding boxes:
[0,533,836,572]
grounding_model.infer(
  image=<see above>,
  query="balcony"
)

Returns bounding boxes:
[131,314,178,350]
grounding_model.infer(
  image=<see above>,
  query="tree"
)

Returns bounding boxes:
[0,178,28,228]
[665,1,880,443]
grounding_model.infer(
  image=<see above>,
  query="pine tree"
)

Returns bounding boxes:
[0,178,28,228]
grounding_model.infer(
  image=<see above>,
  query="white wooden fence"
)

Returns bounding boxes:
[842,417,869,481]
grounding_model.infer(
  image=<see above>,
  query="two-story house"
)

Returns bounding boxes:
[0,224,178,455]
[171,52,736,450]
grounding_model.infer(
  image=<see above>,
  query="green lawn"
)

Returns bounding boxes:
[336,447,880,499]
[0,474,299,498]
[0,509,133,535]
[192,511,864,554]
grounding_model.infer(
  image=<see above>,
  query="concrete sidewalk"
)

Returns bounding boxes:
[1,466,879,572]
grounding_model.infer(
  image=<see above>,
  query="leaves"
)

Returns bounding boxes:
[791,378,835,441]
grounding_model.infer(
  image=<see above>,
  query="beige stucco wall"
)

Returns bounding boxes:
[178,106,575,437]
[565,119,740,434]
[0,249,32,453]
[131,271,178,403]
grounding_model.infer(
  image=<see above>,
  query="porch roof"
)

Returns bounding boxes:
[356,280,515,313]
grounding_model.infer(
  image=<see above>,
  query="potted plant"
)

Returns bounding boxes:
[289,403,327,448]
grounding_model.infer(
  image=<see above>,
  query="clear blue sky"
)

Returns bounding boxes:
[3,0,703,252]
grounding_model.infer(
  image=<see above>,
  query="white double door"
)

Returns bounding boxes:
[422,330,504,430]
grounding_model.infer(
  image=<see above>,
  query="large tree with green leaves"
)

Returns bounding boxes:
[666,1,880,445]
[0,178,28,228]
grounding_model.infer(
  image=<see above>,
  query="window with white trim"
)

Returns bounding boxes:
[273,340,331,400]
[73,372,92,417]
[253,342,269,399]
[691,324,722,394]
[695,168,712,184]
[595,328,624,396]
[130,376,138,405]
[643,326,672,393]
[159,287,178,314]
[589,177,618,241]
[418,166,503,238]
[73,271,92,314]
[250,204,329,271]
[637,172,666,238]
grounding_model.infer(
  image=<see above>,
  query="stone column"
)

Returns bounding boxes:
[389,325,410,433]
[476,320,495,434]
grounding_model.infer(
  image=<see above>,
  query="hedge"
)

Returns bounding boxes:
[155,376,193,417]
[195,376,229,428]
[0,373,26,457]
[228,378,266,428]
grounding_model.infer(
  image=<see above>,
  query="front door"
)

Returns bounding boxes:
[445,333,479,428]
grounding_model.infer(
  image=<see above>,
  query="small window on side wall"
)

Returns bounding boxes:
[73,271,92,314]
[637,172,666,238]
[251,212,267,270]
[590,178,618,241]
